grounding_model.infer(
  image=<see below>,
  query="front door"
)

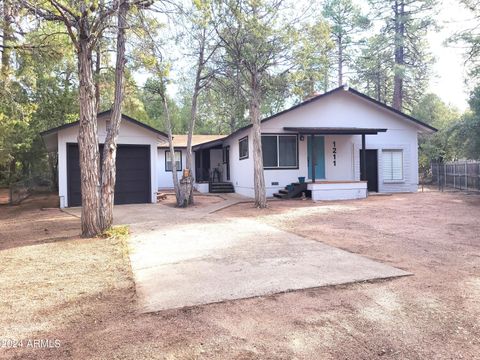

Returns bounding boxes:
[307,135,325,180]
[195,150,211,182]
[360,149,378,192]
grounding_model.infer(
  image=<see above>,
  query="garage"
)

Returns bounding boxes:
[67,144,151,207]
[41,111,167,208]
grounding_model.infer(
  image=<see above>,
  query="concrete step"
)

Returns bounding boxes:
[209,182,235,194]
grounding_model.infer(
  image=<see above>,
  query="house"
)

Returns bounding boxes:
[41,86,436,208]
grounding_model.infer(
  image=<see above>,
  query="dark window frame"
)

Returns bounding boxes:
[239,136,249,160]
[261,133,299,170]
[222,145,230,164]
[165,149,182,172]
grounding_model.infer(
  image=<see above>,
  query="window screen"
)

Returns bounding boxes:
[279,136,297,167]
[383,150,403,180]
[166,150,182,171]
[239,137,248,159]
[262,136,278,167]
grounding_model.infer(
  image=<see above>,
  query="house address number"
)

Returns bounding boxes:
[332,141,337,166]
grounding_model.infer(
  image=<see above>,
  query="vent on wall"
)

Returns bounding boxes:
[271,181,279,186]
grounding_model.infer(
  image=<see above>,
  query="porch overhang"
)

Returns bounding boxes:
[192,138,224,151]
[283,127,386,183]
[283,127,387,135]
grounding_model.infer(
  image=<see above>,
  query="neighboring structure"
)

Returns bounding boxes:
[42,86,436,207]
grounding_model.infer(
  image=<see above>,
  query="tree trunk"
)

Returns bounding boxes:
[250,72,267,208]
[162,94,181,205]
[184,29,207,206]
[375,71,381,101]
[94,45,101,113]
[1,0,12,81]
[77,38,102,237]
[337,35,343,87]
[8,157,16,184]
[99,0,128,231]
[185,88,198,174]
[392,0,405,110]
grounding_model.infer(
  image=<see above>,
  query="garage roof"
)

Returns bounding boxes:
[41,110,169,152]
[40,110,168,137]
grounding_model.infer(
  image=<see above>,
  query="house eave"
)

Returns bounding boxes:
[283,127,388,135]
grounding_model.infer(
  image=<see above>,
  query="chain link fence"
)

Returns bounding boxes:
[431,161,480,191]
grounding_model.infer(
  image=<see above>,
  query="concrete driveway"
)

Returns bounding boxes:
[110,201,411,313]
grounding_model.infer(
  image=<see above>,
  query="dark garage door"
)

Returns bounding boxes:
[67,144,151,207]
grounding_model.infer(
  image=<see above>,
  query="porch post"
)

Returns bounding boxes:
[311,134,316,182]
[361,134,366,181]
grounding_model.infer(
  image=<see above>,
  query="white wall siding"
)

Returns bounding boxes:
[157,148,187,189]
[352,131,419,192]
[324,135,355,181]
[224,129,255,197]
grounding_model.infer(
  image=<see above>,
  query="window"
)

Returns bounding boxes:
[239,136,249,160]
[165,150,182,172]
[383,150,403,181]
[223,146,230,164]
[106,120,111,132]
[262,136,278,167]
[261,134,298,169]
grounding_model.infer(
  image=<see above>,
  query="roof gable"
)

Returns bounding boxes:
[263,86,437,132]
[227,86,437,140]
[40,110,168,138]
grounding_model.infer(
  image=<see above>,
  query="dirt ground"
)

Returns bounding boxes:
[160,193,223,208]
[0,188,9,205]
[0,190,479,359]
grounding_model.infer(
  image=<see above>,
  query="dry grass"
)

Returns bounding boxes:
[0,196,135,359]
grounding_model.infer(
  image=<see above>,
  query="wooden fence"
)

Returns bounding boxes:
[431,161,480,191]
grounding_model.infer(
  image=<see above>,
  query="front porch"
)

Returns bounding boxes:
[272,180,367,201]
[271,127,386,201]
[193,139,234,194]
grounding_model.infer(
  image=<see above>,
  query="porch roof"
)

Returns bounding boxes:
[191,137,225,151]
[283,127,387,135]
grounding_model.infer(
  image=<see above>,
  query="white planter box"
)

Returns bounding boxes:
[307,181,367,201]
[194,183,209,194]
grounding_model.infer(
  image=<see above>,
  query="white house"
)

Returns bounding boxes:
[42,86,436,207]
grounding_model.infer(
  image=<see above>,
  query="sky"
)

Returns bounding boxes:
[426,0,474,111]
[136,0,476,112]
